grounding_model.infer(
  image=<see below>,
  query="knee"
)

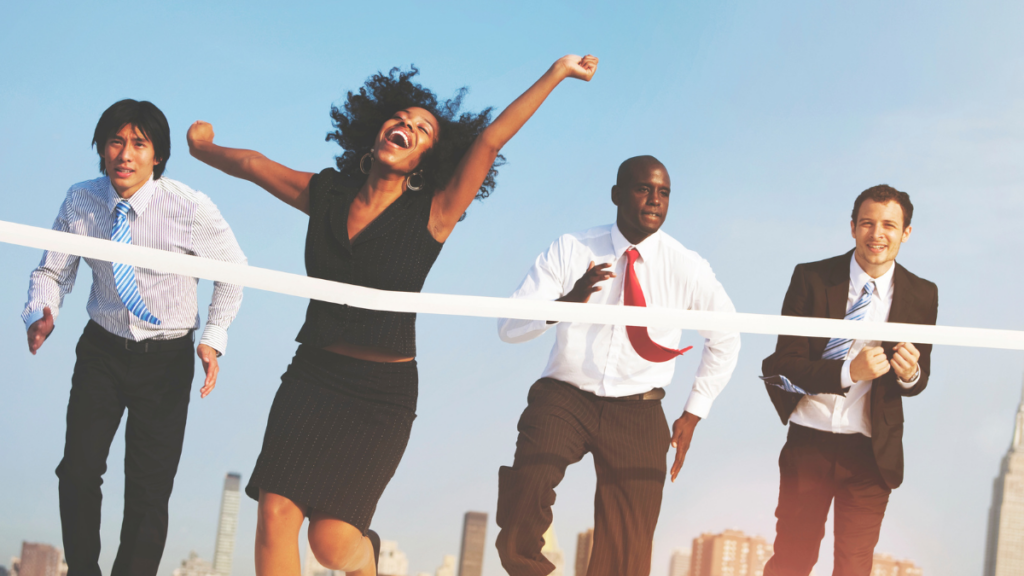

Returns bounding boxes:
[308,522,366,571]
[256,493,305,545]
[56,458,104,489]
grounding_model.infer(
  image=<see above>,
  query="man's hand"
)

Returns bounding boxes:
[196,344,220,398]
[670,411,702,482]
[554,54,599,82]
[187,121,215,153]
[890,342,920,381]
[27,306,55,355]
[849,345,890,382]
[547,262,616,324]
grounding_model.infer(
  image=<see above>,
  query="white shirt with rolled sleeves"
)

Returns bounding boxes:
[497,223,741,419]
[22,176,247,355]
[788,253,921,437]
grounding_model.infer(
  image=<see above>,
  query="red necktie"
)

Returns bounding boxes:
[623,248,693,362]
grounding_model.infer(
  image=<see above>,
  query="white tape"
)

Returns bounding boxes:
[2,219,1022,350]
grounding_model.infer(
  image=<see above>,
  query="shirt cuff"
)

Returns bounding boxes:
[841,358,856,389]
[897,365,921,389]
[24,308,46,332]
[684,389,714,419]
[200,324,228,356]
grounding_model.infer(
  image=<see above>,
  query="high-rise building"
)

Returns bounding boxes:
[541,524,565,576]
[378,540,409,576]
[691,530,772,576]
[213,473,241,575]
[458,511,488,576]
[436,554,457,576]
[669,547,691,576]
[172,551,219,576]
[985,378,1024,576]
[871,553,922,576]
[13,542,63,576]
[574,528,593,576]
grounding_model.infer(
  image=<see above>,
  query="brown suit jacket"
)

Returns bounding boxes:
[762,250,938,489]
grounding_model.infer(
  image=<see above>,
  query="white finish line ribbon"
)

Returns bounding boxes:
[3,219,1023,350]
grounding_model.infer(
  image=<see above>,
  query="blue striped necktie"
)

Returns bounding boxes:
[760,280,875,395]
[821,280,876,360]
[111,201,161,325]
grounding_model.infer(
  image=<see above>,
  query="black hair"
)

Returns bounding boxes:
[327,66,504,200]
[616,155,667,186]
[92,99,171,179]
[852,184,914,228]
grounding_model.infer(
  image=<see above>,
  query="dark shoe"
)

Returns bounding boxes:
[367,529,381,575]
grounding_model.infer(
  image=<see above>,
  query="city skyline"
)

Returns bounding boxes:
[457,512,487,576]
[213,473,241,575]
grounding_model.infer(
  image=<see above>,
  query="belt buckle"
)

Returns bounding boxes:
[124,338,149,353]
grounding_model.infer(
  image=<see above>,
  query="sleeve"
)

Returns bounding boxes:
[192,193,248,355]
[766,265,847,396]
[682,259,742,419]
[22,194,81,330]
[497,236,571,344]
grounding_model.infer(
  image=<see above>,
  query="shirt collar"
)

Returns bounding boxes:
[105,175,158,216]
[849,252,895,300]
[611,222,661,262]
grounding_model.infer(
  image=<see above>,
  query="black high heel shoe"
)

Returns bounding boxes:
[367,529,381,575]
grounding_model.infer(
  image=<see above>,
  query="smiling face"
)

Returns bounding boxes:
[103,123,160,198]
[850,199,912,278]
[612,158,671,245]
[373,107,439,175]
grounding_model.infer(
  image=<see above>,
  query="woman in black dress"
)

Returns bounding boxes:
[187,54,598,576]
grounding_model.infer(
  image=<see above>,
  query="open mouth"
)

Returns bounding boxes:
[385,128,412,149]
[114,167,134,177]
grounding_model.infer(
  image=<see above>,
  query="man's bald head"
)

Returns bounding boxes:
[616,155,668,187]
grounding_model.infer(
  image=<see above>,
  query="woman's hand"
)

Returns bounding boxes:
[555,54,599,82]
[187,121,215,152]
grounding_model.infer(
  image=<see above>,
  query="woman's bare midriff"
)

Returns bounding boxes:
[322,340,415,363]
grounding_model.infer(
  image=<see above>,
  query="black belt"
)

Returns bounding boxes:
[85,320,194,354]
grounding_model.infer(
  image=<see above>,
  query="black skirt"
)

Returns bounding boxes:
[246,345,418,532]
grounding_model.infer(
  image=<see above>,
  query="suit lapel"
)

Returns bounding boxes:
[826,250,854,319]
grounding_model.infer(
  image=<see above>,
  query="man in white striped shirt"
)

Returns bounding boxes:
[21,99,246,576]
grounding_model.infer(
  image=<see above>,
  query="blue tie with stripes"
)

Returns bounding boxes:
[111,201,161,325]
[761,280,875,395]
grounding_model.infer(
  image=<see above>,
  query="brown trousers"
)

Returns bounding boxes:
[496,378,671,576]
[764,424,892,576]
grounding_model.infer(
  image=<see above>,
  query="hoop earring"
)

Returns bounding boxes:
[406,171,425,192]
[359,151,374,175]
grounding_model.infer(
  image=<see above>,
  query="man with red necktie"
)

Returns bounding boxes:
[495,155,741,576]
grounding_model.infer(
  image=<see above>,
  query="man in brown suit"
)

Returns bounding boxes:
[761,185,938,576]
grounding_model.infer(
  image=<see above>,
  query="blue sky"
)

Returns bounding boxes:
[2,1,1024,575]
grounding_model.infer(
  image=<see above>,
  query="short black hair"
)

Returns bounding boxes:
[616,155,666,186]
[852,184,914,228]
[327,66,503,201]
[92,99,171,179]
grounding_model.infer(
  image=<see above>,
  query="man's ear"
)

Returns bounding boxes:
[901,225,912,243]
[849,220,855,239]
[154,157,163,166]
[611,185,619,206]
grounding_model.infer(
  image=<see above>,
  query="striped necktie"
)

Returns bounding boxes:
[760,280,875,395]
[111,201,161,325]
[820,280,876,360]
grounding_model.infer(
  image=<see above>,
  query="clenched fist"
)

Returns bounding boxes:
[849,345,890,382]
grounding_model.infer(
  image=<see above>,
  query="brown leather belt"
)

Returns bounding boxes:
[605,387,666,401]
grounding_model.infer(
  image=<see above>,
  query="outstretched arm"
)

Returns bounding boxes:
[430,54,599,241]
[187,121,315,214]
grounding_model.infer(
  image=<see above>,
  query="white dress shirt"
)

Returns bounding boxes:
[498,223,741,419]
[789,253,920,436]
[22,176,247,354]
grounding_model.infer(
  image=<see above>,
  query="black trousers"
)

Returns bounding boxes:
[496,379,670,576]
[764,424,891,576]
[58,321,194,576]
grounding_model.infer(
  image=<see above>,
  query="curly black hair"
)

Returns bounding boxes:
[327,66,505,201]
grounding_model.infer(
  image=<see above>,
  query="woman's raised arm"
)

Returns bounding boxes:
[187,121,315,214]
[429,54,598,241]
